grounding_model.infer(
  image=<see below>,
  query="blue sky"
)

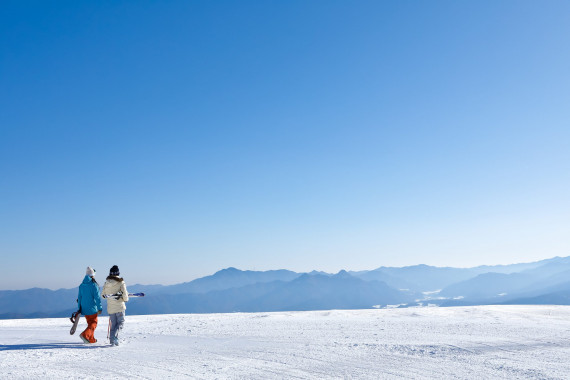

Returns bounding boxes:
[1,1,569,289]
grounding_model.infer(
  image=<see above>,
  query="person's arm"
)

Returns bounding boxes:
[121,282,129,302]
[77,287,82,311]
[94,283,103,313]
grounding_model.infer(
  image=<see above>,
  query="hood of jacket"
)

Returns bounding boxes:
[104,278,123,290]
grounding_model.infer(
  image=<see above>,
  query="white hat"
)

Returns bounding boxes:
[86,266,96,276]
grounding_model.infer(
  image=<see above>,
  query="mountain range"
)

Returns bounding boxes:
[1,256,569,319]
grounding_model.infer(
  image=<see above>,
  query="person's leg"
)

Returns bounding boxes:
[82,314,98,343]
[109,313,118,345]
[111,312,125,345]
[80,314,92,342]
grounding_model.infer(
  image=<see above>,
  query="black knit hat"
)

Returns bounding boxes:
[110,265,120,276]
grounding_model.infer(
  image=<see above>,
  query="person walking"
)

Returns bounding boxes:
[78,266,103,344]
[102,265,129,346]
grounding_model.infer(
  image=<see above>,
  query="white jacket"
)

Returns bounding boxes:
[102,277,129,314]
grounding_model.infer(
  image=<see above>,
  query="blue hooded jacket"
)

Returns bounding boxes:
[78,275,103,316]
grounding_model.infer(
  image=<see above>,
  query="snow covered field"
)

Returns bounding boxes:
[1,306,570,379]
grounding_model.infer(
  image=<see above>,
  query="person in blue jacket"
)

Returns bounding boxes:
[78,266,103,343]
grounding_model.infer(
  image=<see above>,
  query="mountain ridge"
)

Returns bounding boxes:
[2,256,570,319]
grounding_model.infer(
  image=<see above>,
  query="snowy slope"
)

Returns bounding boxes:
[1,306,570,379]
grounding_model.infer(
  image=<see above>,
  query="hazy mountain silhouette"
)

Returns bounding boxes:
[495,279,570,306]
[0,288,77,315]
[439,272,534,301]
[360,265,477,291]
[152,267,301,295]
[3,257,570,319]
[350,269,419,291]
[519,257,570,279]
[242,271,416,311]
[125,271,415,314]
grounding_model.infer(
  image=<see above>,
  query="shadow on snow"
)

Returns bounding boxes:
[0,342,104,351]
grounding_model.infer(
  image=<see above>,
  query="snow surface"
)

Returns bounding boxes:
[1,306,570,379]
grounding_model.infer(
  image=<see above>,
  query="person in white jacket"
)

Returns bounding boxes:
[101,265,129,346]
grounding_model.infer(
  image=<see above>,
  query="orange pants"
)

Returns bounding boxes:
[81,313,98,343]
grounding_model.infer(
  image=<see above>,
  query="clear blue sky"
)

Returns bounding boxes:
[1,1,569,290]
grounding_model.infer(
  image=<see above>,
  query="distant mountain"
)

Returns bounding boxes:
[156,267,301,295]
[308,270,334,277]
[243,271,415,311]
[350,269,419,291]
[125,281,287,314]
[469,258,555,275]
[0,287,77,315]
[501,274,570,302]
[3,257,570,319]
[439,272,535,301]
[501,282,570,305]
[125,271,414,315]
[438,259,570,304]
[127,283,168,295]
[519,257,570,279]
[364,265,477,291]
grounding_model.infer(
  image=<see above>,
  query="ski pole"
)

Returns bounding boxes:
[107,317,111,342]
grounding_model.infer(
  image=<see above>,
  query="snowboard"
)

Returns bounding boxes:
[102,292,145,300]
[69,310,81,335]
